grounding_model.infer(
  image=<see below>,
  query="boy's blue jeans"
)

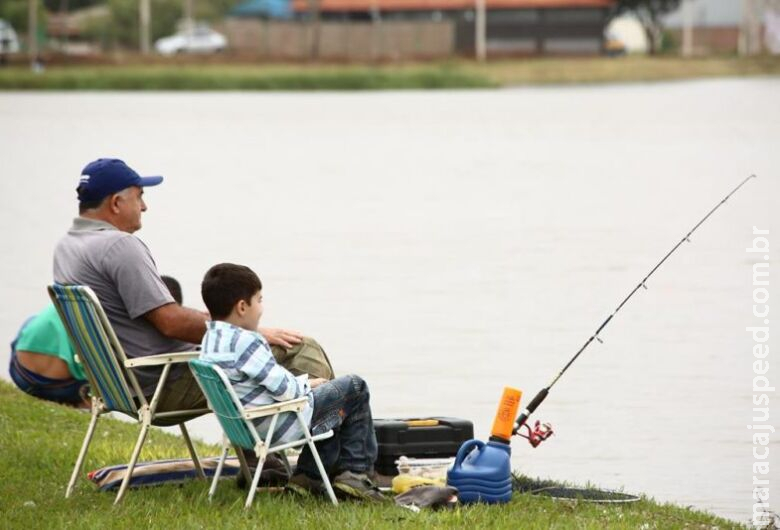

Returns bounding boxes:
[295,374,378,479]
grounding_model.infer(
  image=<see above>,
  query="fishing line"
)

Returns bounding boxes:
[513,175,757,435]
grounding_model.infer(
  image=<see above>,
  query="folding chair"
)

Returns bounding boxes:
[48,284,211,504]
[188,359,338,508]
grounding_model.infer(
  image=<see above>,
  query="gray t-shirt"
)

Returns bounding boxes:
[53,217,194,394]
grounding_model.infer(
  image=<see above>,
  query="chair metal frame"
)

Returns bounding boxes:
[48,284,211,504]
[189,359,338,508]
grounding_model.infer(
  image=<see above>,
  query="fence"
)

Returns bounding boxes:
[217,19,456,60]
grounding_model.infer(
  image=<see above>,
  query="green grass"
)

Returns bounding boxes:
[0,64,494,90]
[0,380,745,529]
[0,56,778,90]
[464,55,780,86]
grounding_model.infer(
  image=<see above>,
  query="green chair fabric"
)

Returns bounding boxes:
[190,360,256,450]
[189,359,339,507]
[48,284,209,504]
[49,283,137,415]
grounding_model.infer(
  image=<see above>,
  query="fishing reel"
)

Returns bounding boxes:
[516,420,554,448]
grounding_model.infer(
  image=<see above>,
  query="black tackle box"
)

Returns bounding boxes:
[373,417,474,476]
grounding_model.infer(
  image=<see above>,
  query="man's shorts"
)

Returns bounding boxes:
[270,336,336,381]
[9,349,89,405]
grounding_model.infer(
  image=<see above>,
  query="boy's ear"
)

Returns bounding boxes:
[235,299,247,315]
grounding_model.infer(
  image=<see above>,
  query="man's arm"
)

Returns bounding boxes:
[144,303,207,344]
[258,327,304,349]
[104,236,205,344]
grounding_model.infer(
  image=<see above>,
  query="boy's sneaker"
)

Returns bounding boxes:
[333,470,387,502]
[286,473,325,498]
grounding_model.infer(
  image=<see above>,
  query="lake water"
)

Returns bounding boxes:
[0,79,777,524]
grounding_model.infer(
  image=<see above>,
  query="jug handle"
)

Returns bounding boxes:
[453,439,484,467]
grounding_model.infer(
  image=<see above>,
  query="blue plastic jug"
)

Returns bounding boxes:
[446,439,513,504]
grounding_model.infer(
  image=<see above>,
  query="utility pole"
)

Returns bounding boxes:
[307,0,321,60]
[475,0,486,61]
[767,0,780,54]
[740,0,765,55]
[739,0,749,54]
[140,0,151,54]
[370,0,383,60]
[184,0,195,31]
[59,0,70,56]
[681,0,693,56]
[751,0,764,54]
[28,0,39,67]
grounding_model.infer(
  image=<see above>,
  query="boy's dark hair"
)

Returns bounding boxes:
[161,275,183,305]
[201,263,262,320]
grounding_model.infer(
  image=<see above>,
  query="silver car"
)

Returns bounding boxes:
[155,24,227,55]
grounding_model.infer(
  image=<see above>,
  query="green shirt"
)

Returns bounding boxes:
[15,304,86,381]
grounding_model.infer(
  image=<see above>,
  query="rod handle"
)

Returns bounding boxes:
[512,387,549,434]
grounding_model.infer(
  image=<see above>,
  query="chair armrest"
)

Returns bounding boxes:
[125,351,200,368]
[243,397,308,419]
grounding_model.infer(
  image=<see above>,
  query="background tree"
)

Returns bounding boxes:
[0,0,46,35]
[81,0,235,50]
[98,0,183,49]
[611,0,682,54]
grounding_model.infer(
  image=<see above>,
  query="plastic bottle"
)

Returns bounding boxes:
[446,387,521,504]
[446,439,513,503]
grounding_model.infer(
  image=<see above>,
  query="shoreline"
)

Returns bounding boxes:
[0,56,778,91]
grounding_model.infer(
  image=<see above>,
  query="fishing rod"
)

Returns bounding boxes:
[512,175,757,437]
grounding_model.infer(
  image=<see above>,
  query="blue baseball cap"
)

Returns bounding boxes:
[77,158,163,203]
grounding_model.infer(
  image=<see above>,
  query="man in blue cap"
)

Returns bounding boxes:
[52,158,323,419]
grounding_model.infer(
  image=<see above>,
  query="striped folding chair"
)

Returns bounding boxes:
[48,284,210,504]
[189,359,338,508]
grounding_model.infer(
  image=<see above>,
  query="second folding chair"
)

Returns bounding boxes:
[188,359,338,508]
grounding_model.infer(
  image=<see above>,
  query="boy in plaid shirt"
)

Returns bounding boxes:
[199,263,383,501]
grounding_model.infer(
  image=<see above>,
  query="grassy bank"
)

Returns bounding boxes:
[0,56,778,90]
[0,380,744,529]
[467,55,780,86]
[0,64,493,90]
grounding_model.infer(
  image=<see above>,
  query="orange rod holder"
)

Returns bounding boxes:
[490,387,522,443]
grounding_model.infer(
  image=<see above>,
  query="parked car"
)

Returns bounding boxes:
[0,19,21,55]
[604,36,627,57]
[603,28,627,57]
[154,25,227,55]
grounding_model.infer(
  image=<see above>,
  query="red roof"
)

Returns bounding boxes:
[293,0,614,12]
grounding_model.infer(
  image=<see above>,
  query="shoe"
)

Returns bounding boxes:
[236,451,291,489]
[333,470,387,502]
[286,473,326,498]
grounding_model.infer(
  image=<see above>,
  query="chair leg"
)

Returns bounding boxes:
[65,408,100,498]
[244,454,266,509]
[179,423,205,480]
[234,444,252,485]
[296,412,338,506]
[209,437,230,501]
[114,419,151,505]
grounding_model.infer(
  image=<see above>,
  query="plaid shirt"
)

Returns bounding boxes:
[199,320,313,444]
